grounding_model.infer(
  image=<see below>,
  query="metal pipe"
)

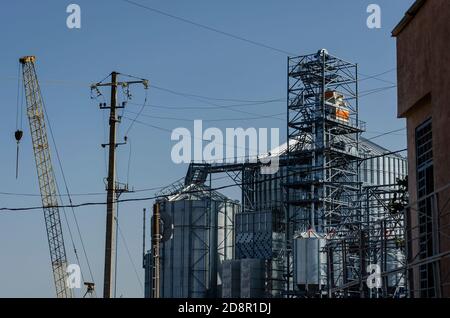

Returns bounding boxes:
[152,202,161,298]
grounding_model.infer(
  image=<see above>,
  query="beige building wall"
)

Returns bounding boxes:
[393,0,450,297]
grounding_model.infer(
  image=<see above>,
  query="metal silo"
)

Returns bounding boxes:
[293,230,327,294]
[156,183,239,298]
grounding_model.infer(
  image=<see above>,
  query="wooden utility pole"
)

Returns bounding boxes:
[92,72,149,298]
[103,71,118,298]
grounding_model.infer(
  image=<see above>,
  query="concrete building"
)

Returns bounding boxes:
[392,0,450,297]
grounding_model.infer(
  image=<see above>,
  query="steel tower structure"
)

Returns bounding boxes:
[284,50,364,296]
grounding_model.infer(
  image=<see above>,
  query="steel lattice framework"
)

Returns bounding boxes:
[284,50,365,296]
[21,56,72,298]
[361,184,407,298]
[167,51,409,298]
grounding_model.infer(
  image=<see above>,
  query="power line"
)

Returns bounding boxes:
[123,109,285,123]
[122,116,172,133]
[118,0,397,89]
[0,97,403,199]
[126,138,133,185]
[358,68,397,85]
[330,127,406,149]
[123,85,398,126]
[151,84,283,104]
[96,74,288,122]
[364,127,406,141]
[0,178,230,198]
[124,84,397,125]
[116,215,144,292]
[151,83,396,106]
[124,89,149,137]
[359,85,397,98]
[41,94,96,289]
[15,63,22,130]
[0,148,407,212]
[3,75,397,107]
[364,130,405,136]
[360,85,397,94]
[127,99,283,110]
[120,0,294,56]
[121,116,272,154]
[3,75,285,106]
[137,85,397,120]
[121,111,406,160]
[0,190,105,197]
[40,95,86,297]
[113,1,398,87]
[155,91,283,120]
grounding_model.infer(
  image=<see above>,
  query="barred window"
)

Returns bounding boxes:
[415,118,436,297]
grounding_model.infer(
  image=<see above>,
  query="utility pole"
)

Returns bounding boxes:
[104,71,118,299]
[91,72,149,298]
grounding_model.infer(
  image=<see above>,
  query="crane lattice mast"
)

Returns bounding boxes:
[20,56,72,298]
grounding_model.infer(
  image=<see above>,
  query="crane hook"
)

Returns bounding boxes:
[15,129,23,143]
[14,129,23,179]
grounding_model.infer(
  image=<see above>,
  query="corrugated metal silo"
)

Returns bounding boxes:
[157,183,239,298]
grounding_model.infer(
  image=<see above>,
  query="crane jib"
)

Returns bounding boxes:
[20,56,72,298]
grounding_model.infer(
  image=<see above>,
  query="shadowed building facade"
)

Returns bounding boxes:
[393,0,450,298]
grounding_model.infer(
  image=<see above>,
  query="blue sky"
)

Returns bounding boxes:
[0,0,414,297]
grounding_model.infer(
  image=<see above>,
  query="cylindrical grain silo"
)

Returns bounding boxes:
[293,230,327,294]
[157,183,239,298]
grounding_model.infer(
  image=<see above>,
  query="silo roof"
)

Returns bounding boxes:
[264,135,405,159]
[167,183,234,202]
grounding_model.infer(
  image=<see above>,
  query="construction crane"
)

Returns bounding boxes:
[19,56,72,298]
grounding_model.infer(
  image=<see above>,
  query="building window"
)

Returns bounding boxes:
[415,118,436,297]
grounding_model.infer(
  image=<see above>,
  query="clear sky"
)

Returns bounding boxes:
[0,0,414,297]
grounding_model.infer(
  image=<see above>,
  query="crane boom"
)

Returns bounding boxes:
[20,56,72,298]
